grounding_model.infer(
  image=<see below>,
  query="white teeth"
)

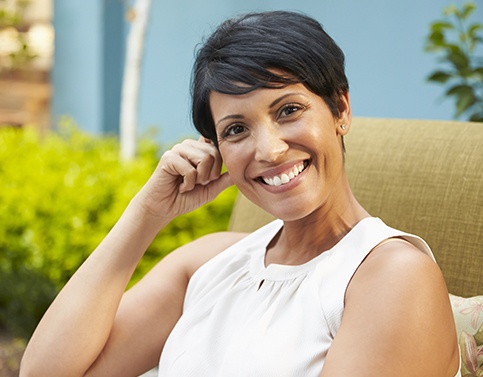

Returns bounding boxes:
[261,162,307,187]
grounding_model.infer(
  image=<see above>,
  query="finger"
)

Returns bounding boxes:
[176,139,222,185]
[198,135,212,143]
[198,172,234,202]
[211,171,233,194]
[179,164,198,193]
[196,149,222,185]
[160,150,198,192]
[196,137,224,183]
[207,145,223,183]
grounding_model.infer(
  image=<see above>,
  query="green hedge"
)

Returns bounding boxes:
[0,122,238,338]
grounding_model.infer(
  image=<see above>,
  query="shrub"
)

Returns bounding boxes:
[425,2,483,122]
[0,122,237,338]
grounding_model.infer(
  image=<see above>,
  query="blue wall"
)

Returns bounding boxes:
[52,0,125,134]
[53,0,483,143]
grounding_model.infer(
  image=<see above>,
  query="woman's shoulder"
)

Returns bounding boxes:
[175,219,284,278]
[346,237,446,310]
[167,231,250,279]
[323,238,459,376]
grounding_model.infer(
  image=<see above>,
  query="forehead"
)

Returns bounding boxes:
[209,83,314,118]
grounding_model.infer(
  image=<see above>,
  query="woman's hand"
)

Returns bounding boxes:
[135,137,233,221]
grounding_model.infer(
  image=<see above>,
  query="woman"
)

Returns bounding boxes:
[20,11,460,377]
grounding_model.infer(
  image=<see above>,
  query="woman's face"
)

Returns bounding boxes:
[210,83,351,222]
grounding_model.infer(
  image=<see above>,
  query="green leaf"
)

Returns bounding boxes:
[454,66,475,78]
[468,23,483,38]
[461,2,477,19]
[425,39,461,54]
[469,112,483,122]
[443,4,458,17]
[445,43,465,54]
[427,71,452,83]
[430,21,454,32]
[446,84,473,97]
[428,29,446,45]
[473,67,483,76]
[455,91,477,117]
[466,67,483,81]
[446,50,470,70]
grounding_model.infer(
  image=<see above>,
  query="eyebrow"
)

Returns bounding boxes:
[215,114,245,128]
[214,92,307,128]
[269,92,303,108]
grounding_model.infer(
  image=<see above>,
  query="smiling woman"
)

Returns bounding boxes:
[20,10,461,377]
[209,85,351,224]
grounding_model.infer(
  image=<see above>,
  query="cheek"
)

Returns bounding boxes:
[220,146,254,189]
[219,146,243,176]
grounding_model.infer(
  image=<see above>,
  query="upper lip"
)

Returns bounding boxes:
[254,159,309,181]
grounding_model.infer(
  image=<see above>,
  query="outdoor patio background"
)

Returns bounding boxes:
[53,0,483,143]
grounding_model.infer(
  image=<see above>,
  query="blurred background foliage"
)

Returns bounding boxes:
[425,1,483,122]
[0,0,38,73]
[0,121,238,338]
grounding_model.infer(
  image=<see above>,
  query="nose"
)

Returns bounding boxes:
[254,123,288,162]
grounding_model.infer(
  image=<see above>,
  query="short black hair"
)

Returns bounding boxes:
[191,10,349,145]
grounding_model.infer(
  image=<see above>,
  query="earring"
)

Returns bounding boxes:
[340,124,347,131]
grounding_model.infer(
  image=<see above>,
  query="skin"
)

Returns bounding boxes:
[20,83,460,377]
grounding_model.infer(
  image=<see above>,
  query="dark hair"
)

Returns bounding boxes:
[191,10,349,145]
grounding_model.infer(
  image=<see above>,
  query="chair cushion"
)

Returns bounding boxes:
[450,294,483,376]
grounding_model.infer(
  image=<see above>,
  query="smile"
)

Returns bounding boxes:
[259,160,309,187]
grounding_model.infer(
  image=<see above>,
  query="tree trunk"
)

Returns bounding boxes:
[119,0,152,160]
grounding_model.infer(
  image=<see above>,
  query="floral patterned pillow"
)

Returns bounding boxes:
[450,294,483,377]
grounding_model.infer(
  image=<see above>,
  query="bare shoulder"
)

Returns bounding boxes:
[348,237,453,310]
[351,237,444,293]
[345,238,452,326]
[321,238,460,377]
[137,230,249,295]
[166,231,249,278]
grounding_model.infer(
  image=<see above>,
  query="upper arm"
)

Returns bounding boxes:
[320,239,460,377]
[86,231,248,377]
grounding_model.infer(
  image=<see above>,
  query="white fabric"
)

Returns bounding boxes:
[158,217,459,376]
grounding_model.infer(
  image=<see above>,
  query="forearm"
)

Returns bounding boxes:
[21,137,231,377]
[20,196,171,377]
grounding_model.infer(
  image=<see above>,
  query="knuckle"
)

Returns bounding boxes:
[161,149,175,160]
[185,167,198,178]
[200,152,215,165]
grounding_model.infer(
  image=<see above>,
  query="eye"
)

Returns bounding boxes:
[279,103,304,118]
[221,124,247,138]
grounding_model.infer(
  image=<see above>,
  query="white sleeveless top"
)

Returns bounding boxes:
[158,217,461,377]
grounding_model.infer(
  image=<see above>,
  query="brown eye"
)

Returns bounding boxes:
[280,104,303,118]
[223,124,246,137]
[231,125,245,135]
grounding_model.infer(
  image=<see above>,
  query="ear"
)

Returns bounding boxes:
[336,92,352,136]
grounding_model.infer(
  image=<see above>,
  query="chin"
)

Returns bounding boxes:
[259,200,317,223]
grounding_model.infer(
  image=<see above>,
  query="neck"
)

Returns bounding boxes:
[265,179,369,266]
